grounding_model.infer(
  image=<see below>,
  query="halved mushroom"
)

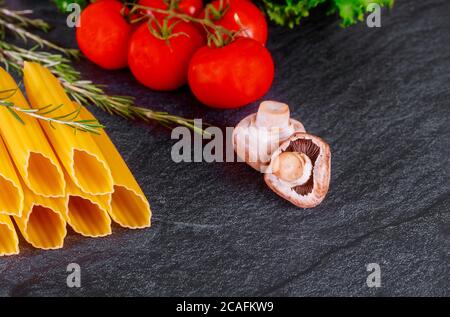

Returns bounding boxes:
[264,132,331,208]
[233,101,305,172]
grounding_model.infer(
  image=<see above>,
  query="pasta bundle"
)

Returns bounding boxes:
[0,68,65,198]
[23,62,114,196]
[0,63,152,256]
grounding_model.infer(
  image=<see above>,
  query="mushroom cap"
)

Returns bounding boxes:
[264,132,331,208]
[233,101,306,172]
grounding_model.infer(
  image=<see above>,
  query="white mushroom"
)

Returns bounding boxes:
[233,101,305,172]
[265,133,331,208]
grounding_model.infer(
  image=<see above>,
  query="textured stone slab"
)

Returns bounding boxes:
[0,0,449,296]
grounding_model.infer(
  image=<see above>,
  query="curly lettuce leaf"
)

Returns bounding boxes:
[331,0,394,26]
[261,0,327,28]
[260,0,394,28]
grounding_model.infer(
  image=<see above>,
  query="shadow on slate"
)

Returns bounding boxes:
[0,0,449,296]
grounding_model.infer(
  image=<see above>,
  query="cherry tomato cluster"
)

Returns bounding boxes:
[76,0,274,109]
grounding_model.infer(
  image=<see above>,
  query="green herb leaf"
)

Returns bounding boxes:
[258,0,394,28]
[0,88,104,134]
[6,103,25,124]
[53,0,89,13]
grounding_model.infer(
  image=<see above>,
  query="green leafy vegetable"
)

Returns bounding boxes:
[331,0,394,26]
[260,0,325,28]
[259,0,394,28]
[53,0,88,13]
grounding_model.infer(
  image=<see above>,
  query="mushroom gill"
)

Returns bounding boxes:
[284,138,320,196]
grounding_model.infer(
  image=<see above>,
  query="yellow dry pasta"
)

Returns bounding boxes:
[79,105,151,229]
[0,214,19,256]
[13,183,67,250]
[65,171,112,238]
[0,135,23,216]
[23,62,113,196]
[0,67,65,198]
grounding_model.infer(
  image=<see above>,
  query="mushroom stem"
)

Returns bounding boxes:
[255,101,290,129]
[273,152,312,184]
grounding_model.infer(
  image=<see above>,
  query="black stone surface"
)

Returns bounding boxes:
[0,0,449,296]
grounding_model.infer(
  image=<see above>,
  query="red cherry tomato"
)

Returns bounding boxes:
[203,0,268,45]
[128,20,205,91]
[188,38,274,109]
[138,0,203,18]
[76,0,133,69]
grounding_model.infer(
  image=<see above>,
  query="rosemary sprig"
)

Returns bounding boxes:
[0,41,73,73]
[0,6,207,135]
[0,16,79,58]
[0,88,104,134]
[62,79,206,135]
[0,8,50,31]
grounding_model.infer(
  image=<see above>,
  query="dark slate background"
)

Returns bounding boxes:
[0,0,449,296]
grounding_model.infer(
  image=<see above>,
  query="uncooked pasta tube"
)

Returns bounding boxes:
[0,135,23,216]
[23,62,113,196]
[0,214,19,256]
[65,172,112,238]
[13,183,67,250]
[0,67,65,198]
[79,106,151,229]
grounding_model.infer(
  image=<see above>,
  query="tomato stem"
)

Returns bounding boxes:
[128,0,239,48]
